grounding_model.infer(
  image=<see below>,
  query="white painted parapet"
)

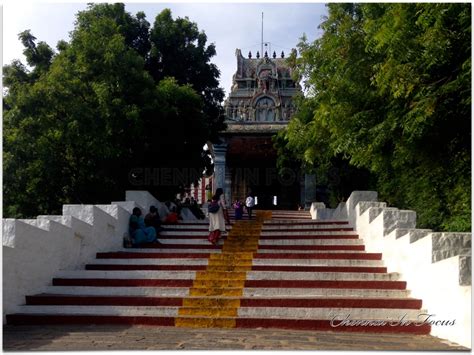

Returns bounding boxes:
[125,190,203,222]
[313,191,472,348]
[2,191,160,321]
[311,191,378,226]
[3,218,81,320]
[310,202,326,219]
[125,190,170,219]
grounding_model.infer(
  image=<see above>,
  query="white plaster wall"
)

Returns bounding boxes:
[126,190,159,214]
[126,190,170,220]
[2,191,171,321]
[2,200,134,321]
[96,204,133,244]
[357,211,471,347]
[421,256,471,347]
[125,190,199,221]
[3,220,61,319]
[310,202,329,220]
[112,201,142,214]
[311,191,378,225]
[62,205,117,260]
[312,191,471,348]
[380,237,468,346]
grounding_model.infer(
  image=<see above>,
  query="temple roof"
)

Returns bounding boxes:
[233,49,294,82]
[222,48,301,128]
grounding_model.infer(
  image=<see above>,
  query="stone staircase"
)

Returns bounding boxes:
[6,210,431,334]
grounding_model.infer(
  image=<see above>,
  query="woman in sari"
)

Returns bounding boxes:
[208,188,229,245]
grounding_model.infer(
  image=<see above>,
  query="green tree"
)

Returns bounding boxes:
[18,29,54,78]
[276,3,471,231]
[148,9,226,141]
[3,3,224,217]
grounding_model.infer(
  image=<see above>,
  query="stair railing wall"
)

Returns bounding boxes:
[311,191,471,348]
[1,190,163,322]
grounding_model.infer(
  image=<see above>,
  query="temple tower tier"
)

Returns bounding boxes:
[211,48,309,210]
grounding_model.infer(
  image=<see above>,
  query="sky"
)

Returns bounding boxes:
[2,2,327,97]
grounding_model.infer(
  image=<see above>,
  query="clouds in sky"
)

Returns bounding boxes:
[3,2,327,97]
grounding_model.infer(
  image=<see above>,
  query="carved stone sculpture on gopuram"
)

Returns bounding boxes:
[213,47,305,209]
[223,48,301,131]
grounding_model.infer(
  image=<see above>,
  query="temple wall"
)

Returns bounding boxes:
[311,191,471,348]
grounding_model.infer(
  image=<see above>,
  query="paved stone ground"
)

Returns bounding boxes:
[2,325,469,351]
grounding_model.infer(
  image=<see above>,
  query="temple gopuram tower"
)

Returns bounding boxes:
[210,48,316,209]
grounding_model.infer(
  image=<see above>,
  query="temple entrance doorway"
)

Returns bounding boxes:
[226,136,300,210]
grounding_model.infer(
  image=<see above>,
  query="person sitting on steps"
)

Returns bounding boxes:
[129,207,160,246]
[164,206,179,224]
[144,205,164,233]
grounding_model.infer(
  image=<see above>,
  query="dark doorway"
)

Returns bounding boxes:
[231,165,300,210]
[226,135,300,210]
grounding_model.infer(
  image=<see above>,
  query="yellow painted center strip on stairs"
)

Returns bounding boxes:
[175,211,272,328]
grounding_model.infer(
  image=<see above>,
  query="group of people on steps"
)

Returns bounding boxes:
[207,188,255,245]
[127,206,162,247]
[127,189,255,247]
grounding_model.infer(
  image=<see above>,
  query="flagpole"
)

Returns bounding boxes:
[261,12,264,57]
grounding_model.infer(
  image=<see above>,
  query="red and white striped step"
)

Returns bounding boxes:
[6,211,431,335]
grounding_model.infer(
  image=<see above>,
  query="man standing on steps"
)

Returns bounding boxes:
[245,192,255,220]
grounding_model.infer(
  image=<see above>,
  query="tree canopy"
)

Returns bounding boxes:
[3,3,225,218]
[276,3,471,231]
